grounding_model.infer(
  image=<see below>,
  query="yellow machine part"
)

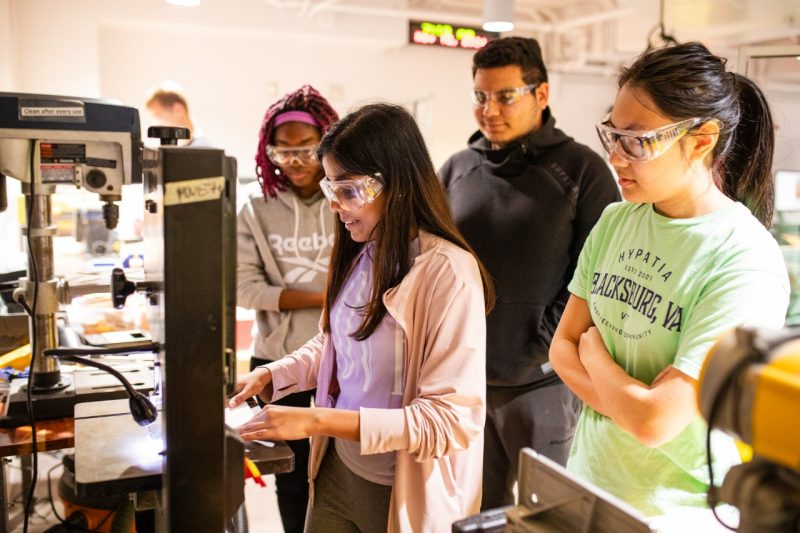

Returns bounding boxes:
[735,441,753,462]
[0,344,31,370]
[751,349,800,472]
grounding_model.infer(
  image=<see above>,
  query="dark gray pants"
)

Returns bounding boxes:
[481,381,582,510]
[251,357,313,533]
[306,443,392,533]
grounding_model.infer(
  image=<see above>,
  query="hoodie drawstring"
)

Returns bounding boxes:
[290,195,329,267]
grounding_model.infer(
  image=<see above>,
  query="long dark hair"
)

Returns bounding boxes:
[620,42,775,226]
[318,103,494,340]
[255,85,339,199]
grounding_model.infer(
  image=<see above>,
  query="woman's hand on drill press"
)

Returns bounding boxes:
[229,367,273,408]
[238,406,360,442]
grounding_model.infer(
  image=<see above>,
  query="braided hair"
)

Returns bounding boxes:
[255,85,339,199]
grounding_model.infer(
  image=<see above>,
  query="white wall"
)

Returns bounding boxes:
[8,0,102,97]
[0,0,491,256]
[767,90,800,172]
[95,20,478,175]
[0,0,13,91]
[3,0,799,164]
[0,177,22,264]
[549,71,617,156]
[0,0,18,256]
[0,0,622,174]
[3,0,492,172]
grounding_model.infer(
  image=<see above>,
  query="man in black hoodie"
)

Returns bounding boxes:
[439,37,619,510]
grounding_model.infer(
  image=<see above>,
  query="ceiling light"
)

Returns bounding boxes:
[166,0,201,6]
[483,0,514,33]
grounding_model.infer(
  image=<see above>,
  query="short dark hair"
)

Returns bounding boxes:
[472,37,548,85]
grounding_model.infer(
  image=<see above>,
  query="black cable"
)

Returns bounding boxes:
[645,0,679,51]
[46,462,69,525]
[43,343,160,357]
[705,353,759,531]
[15,294,33,317]
[657,0,678,45]
[23,146,39,533]
[46,460,121,533]
[44,350,158,427]
[49,355,141,399]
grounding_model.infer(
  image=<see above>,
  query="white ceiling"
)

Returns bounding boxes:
[7,0,797,90]
[252,0,800,75]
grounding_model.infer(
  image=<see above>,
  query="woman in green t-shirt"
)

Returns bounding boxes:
[550,42,790,519]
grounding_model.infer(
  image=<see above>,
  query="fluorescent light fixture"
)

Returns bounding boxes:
[483,0,514,32]
[166,0,201,6]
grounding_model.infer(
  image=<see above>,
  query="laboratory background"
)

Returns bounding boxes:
[0,0,799,532]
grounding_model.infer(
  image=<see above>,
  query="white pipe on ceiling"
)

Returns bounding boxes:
[261,0,632,33]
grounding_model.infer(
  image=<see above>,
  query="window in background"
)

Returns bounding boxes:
[740,45,800,324]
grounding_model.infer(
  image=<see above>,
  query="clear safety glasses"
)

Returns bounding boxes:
[595,114,717,162]
[265,144,319,167]
[319,174,384,212]
[471,84,540,108]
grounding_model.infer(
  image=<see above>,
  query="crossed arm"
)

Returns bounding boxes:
[549,295,699,448]
[237,210,325,312]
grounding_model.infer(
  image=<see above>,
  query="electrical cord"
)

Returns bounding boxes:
[14,294,33,317]
[704,328,800,531]
[645,0,679,51]
[704,353,759,531]
[42,347,159,427]
[8,470,52,523]
[42,343,160,357]
[46,460,121,533]
[22,146,40,533]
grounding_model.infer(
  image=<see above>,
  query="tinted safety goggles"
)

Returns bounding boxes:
[319,174,384,212]
[595,114,718,162]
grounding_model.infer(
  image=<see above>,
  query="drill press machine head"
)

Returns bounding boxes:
[0,92,142,227]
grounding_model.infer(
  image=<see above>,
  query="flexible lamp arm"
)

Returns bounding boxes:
[44,347,160,426]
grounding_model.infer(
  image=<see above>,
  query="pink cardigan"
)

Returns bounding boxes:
[264,231,487,532]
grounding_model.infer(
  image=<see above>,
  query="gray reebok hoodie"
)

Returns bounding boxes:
[237,182,334,360]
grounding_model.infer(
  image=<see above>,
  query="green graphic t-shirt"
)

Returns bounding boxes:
[567,201,790,516]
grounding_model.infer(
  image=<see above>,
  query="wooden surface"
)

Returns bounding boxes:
[0,417,75,457]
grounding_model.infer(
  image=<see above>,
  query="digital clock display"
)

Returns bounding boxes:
[408,20,498,50]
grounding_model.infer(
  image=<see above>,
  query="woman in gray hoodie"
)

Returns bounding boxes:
[236,85,338,533]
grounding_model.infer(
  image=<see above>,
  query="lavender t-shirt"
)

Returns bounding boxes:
[331,241,414,485]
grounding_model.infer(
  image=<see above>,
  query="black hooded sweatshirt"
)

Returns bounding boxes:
[439,108,620,387]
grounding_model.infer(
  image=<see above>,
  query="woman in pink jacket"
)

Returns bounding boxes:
[230,102,494,532]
